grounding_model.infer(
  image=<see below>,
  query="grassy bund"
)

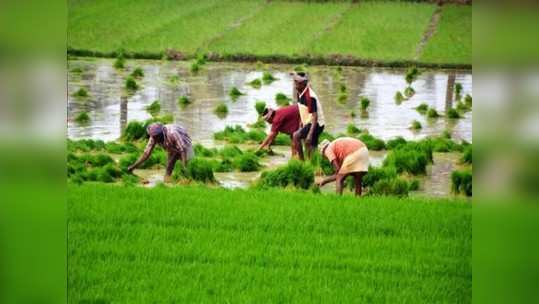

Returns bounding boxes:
[68,184,471,303]
[68,0,471,67]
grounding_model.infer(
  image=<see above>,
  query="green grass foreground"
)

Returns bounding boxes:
[68,184,471,303]
[68,0,472,66]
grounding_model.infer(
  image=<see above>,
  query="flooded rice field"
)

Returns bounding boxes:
[68,58,472,196]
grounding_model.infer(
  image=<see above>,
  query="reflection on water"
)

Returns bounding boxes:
[68,58,472,196]
[68,58,472,143]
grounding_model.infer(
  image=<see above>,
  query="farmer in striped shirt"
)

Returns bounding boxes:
[127,123,193,182]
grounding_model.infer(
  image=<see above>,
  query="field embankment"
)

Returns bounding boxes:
[68,184,471,303]
[67,0,472,67]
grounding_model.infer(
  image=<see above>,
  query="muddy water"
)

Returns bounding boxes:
[67,58,472,196]
[68,58,472,142]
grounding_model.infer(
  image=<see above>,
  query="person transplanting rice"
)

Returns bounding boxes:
[317,137,370,196]
[127,123,194,183]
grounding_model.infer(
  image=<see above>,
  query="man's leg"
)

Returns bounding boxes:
[336,174,345,195]
[165,152,179,181]
[353,172,364,197]
[293,130,304,160]
[307,124,323,160]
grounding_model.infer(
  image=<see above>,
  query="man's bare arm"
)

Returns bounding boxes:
[128,138,155,171]
[258,131,278,151]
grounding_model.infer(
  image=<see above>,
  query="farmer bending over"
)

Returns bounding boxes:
[292,72,326,160]
[257,104,301,156]
[127,123,193,182]
[317,137,369,196]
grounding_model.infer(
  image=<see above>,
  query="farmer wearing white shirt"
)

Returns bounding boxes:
[291,72,326,160]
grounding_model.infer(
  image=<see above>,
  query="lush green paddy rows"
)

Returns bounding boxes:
[68,0,472,64]
[68,184,471,303]
[420,5,472,64]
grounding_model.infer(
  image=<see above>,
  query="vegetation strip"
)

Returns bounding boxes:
[67,49,471,69]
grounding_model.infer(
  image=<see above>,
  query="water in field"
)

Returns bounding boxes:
[67,58,472,196]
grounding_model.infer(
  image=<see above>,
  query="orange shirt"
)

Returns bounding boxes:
[325,137,366,163]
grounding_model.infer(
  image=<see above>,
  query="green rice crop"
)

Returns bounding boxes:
[262,71,277,84]
[427,108,440,118]
[130,67,144,78]
[255,101,266,116]
[257,159,314,190]
[416,103,429,114]
[357,133,386,151]
[229,87,244,100]
[70,67,83,73]
[74,111,90,124]
[461,145,472,164]
[113,56,125,69]
[214,126,269,145]
[275,93,291,107]
[404,86,415,98]
[411,120,422,130]
[249,78,262,89]
[370,177,410,197]
[360,97,370,111]
[383,148,428,176]
[421,5,472,64]
[68,1,470,65]
[125,76,139,91]
[312,2,436,61]
[214,103,228,118]
[122,121,147,141]
[464,94,472,107]
[68,138,106,152]
[409,179,420,191]
[455,83,463,100]
[73,87,89,98]
[173,158,216,183]
[386,137,407,150]
[451,168,472,196]
[274,134,291,146]
[338,93,348,104]
[178,96,191,107]
[395,91,405,103]
[447,108,461,119]
[190,62,200,73]
[235,153,262,172]
[405,67,420,84]
[145,100,161,116]
[346,124,362,135]
[456,102,470,113]
[68,184,471,303]
[362,166,398,188]
[194,144,217,158]
[249,118,266,129]
[104,142,139,154]
[208,2,348,56]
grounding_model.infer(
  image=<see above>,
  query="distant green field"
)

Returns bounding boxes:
[68,0,472,65]
[421,5,472,64]
[68,184,471,303]
[311,2,436,61]
[207,2,349,56]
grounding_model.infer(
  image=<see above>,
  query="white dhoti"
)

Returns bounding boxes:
[338,147,369,175]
